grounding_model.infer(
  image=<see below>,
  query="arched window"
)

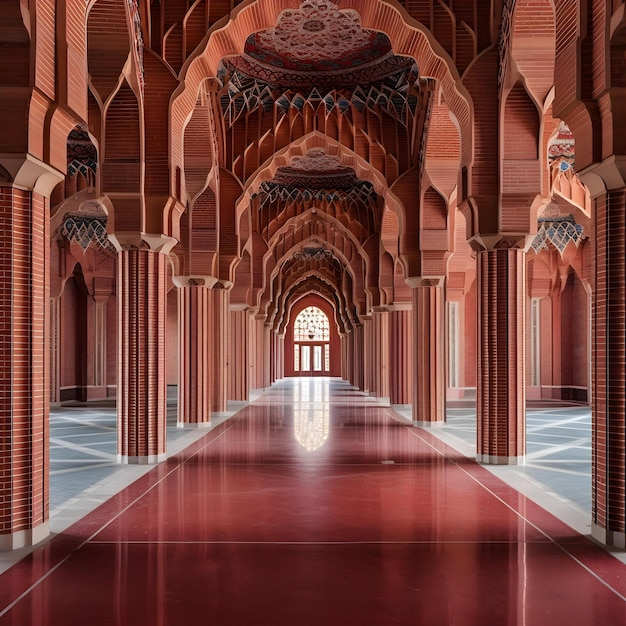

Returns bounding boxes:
[294,306,330,341]
[293,306,330,374]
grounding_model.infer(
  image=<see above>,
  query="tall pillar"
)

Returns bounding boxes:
[353,324,364,390]
[473,241,526,464]
[228,306,249,401]
[85,296,110,400]
[389,305,413,406]
[210,284,229,413]
[112,234,176,464]
[592,186,626,547]
[362,315,374,394]
[177,278,213,428]
[262,322,272,388]
[251,312,268,390]
[372,307,390,401]
[408,278,445,426]
[275,333,285,381]
[0,186,51,549]
[342,333,350,382]
[49,296,61,405]
[269,330,276,384]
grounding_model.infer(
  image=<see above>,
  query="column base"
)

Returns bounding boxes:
[177,421,212,429]
[476,454,524,465]
[117,453,167,465]
[592,523,626,549]
[413,419,445,428]
[0,521,50,551]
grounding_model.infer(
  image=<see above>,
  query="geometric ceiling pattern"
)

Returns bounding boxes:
[530,213,584,256]
[67,125,98,178]
[60,201,115,252]
[255,149,381,239]
[219,0,419,127]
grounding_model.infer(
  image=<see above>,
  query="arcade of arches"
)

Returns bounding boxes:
[0,0,625,553]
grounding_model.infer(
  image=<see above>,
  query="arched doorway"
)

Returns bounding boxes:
[292,306,331,376]
[285,296,341,378]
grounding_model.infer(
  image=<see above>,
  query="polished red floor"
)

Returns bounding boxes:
[2,378,626,625]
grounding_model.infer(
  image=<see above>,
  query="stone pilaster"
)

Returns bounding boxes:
[408,277,445,426]
[111,234,176,463]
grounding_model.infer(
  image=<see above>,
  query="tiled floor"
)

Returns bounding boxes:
[1,378,622,625]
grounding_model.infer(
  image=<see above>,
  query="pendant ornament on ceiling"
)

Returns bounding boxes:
[255,149,381,232]
[530,202,584,257]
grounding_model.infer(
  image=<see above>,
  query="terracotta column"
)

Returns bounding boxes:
[473,239,526,464]
[362,315,374,394]
[269,328,278,385]
[177,278,213,428]
[49,296,62,405]
[408,277,446,426]
[591,186,626,547]
[389,304,413,406]
[210,283,230,413]
[112,234,176,464]
[262,321,272,388]
[251,312,268,390]
[353,324,364,390]
[372,307,390,401]
[0,185,52,549]
[276,333,285,381]
[228,305,249,401]
[85,296,111,400]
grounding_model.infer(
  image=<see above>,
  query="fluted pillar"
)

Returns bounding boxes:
[210,284,230,413]
[251,312,269,390]
[228,306,249,401]
[408,277,445,426]
[473,240,526,464]
[0,185,53,549]
[85,296,110,400]
[262,322,272,388]
[112,234,176,464]
[177,278,213,428]
[353,324,364,390]
[372,307,390,401]
[275,333,285,381]
[49,296,61,405]
[362,315,374,394]
[389,305,413,406]
[591,185,626,547]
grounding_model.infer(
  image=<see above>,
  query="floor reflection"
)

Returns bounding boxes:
[293,377,330,451]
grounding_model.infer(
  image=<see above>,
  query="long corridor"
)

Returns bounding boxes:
[0,378,625,625]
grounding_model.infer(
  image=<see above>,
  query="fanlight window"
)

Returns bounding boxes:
[294,306,329,341]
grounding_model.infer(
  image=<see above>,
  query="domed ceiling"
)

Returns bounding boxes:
[272,148,362,189]
[218,0,419,127]
[254,149,382,242]
[216,0,425,318]
[226,0,415,89]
